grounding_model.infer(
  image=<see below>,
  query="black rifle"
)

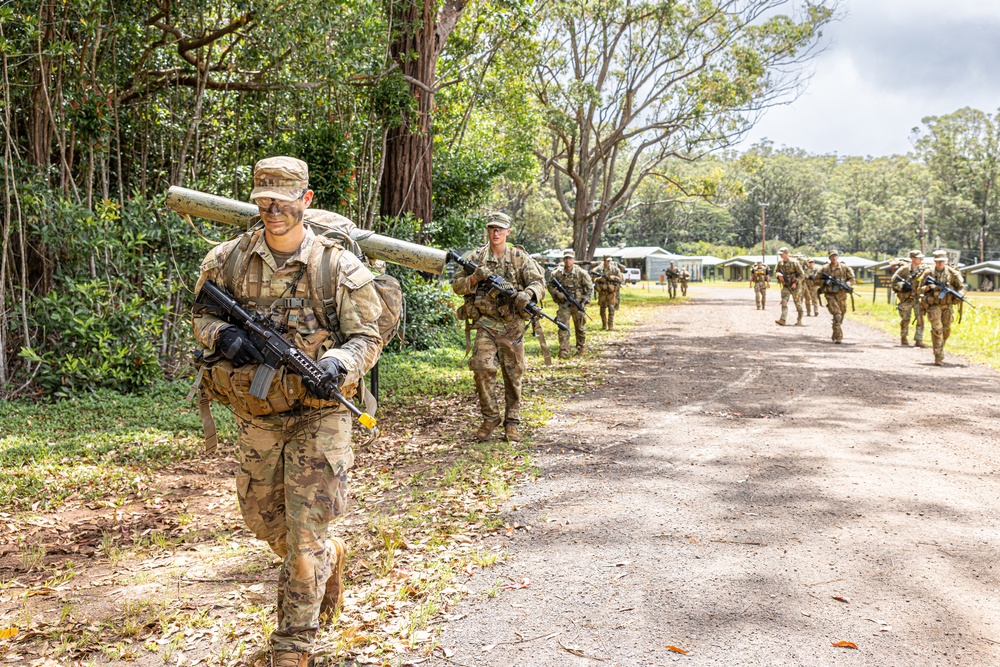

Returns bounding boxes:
[549,275,590,319]
[447,250,568,331]
[821,272,855,294]
[923,274,975,309]
[195,280,378,432]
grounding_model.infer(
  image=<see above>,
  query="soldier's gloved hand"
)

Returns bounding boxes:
[318,356,348,390]
[514,290,534,315]
[471,265,492,282]
[217,326,263,367]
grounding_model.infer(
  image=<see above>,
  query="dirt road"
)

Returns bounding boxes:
[429,286,1000,666]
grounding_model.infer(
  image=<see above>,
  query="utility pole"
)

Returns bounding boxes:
[920,197,926,255]
[760,202,769,263]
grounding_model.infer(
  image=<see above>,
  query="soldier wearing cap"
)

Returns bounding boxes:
[919,250,966,365]
[816,250,855,343]
[549,249,594,357]
[749,261,770,309]
[774,247,805,326]
[802,258,821,317]
[453,212,545,441]
[891,250,928,347]
[666,261,681,298]
[591,254,624,329]
[680,267,691,296]
[192,157,384,666]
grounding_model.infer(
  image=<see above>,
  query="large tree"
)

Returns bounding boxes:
[914,107,1000,262]
[533,0,834,260]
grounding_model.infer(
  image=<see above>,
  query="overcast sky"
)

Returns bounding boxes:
[739,0,1000,157]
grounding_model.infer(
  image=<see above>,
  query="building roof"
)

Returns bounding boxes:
[963,260,1000,274]
[541,246,676,260]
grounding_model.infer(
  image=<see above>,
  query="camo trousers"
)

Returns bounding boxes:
[236,408,352,652]
[779,285,804,322]
[668,278,679,298]
[754,283,767,308]
[897,298,924,342]
[825,292,847,341]
[803,285,820,315]
[925,303,953,362]
[470,322,525,425]
[557,303,587,354]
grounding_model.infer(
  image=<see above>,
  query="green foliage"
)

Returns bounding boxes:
[389,269,462,351]
[20,279,166,395]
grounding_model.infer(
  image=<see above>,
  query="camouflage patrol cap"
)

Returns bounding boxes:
[932,249,948,261]
[250,156,309,201]
[563,249,576,259]
[778,247,789,254]
[909,250,924,258]
[486,212,512,229]
[603,255,612,260]
[828,249,839,258]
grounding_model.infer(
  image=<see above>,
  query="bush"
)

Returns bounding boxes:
[389,268,461,351]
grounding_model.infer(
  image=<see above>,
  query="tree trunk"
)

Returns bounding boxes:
[380,0,437,234]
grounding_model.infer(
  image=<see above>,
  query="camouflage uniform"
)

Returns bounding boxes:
[774,257,805,325]
[749,264,769,309]
[591,260,624,329]
[680,269,690,296]
[549,264,593,356]
[802,263,821,316]
[816,260,855,343]
[193,226,383,654]
[666,265,681,298]
[453,244,544,427]
[919,262,965,365]
[891,263,927,346]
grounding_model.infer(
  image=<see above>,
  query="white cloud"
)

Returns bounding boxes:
[738,0,1000,156]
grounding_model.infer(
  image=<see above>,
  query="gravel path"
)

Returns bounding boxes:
[427,286,1000,667]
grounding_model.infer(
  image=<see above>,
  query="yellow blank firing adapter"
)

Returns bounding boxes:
[358,412,377,430]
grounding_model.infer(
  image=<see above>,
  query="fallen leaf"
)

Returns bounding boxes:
[831,641,858,649]
[0,627,18,639]
[665,645,688,654]
[832,596,851,604]
[502,578,531,590]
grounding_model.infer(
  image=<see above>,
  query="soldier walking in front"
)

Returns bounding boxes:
[192,157,384,667]
[591,255,623,329]
[749,261,770,309]
[891,250,928,348]
[774,247,805,326]
[452,213,545,442]
[549,250,593,357]
[680,268,690,296]
[666,262,681,298]
[816,250,855,343]
[919,250,966,366]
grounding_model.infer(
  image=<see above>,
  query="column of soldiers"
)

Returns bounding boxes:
[666,262,681,298]
[892,249,967,366]
[756,245,968,363]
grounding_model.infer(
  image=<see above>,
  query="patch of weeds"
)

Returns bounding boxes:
[100,532,125,565]
[471,548,503,568]
[20,543,46,571]
[485,578,504,598]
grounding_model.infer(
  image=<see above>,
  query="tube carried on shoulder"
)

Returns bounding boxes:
[166,186,449,275]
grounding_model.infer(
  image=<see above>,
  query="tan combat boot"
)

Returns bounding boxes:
[794,316,804,326]
[601,312,608,330]
[505,424,522,442]
[271,649,311,667]
[775,319,786,326]
[915,340,927,348]
[320,537,347,622]
[900,336,908,346]
[476,419,501,441]
[576,345,586,356]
